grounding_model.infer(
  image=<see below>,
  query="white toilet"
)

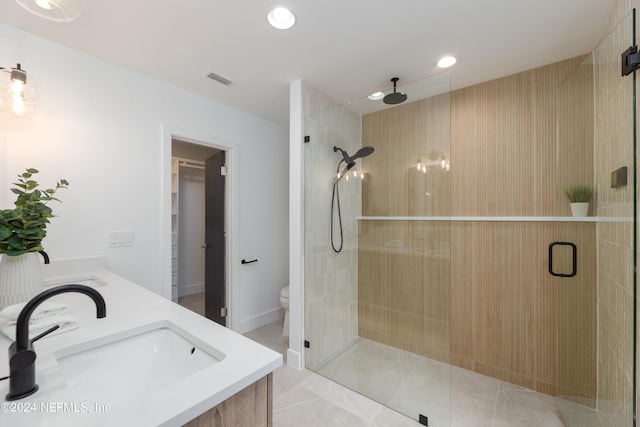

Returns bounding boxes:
[280,286,289,337]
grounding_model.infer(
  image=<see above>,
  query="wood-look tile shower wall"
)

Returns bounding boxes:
[359,55,593,396]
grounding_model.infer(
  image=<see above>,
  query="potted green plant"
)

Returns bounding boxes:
[0,168,68,309]
[565,184,593,217]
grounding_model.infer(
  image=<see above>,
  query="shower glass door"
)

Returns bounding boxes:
[554,9,637,427]
[303,73,452,427]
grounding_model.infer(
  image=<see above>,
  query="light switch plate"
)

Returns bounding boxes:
[108,231,134,248]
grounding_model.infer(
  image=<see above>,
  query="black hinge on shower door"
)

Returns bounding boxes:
[548,241,577,278]
[418,414,429,426]
[622,45,640,76]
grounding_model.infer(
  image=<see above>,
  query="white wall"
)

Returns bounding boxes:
[0,23,288,333]
[0,118,7,208]
[177,166,205,297]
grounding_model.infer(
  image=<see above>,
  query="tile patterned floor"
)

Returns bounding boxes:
[245,321,421,427]
[180,291,596,427]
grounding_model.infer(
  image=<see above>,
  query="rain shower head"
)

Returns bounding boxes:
[383,77,407,105]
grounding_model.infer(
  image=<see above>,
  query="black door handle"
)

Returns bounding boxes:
[548,241,577,278]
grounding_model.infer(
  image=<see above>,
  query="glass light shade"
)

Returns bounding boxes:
[16,0,83,22]
[0,67,39,118]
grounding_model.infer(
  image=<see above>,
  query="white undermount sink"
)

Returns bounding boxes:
[54,321,224,406]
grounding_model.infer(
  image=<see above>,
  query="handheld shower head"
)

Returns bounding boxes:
[331,145,375,253]
[351,146,375,160]
[333,145,375,182]
[333,146,375,164]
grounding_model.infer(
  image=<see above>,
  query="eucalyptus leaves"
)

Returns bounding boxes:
[0,169,68,256]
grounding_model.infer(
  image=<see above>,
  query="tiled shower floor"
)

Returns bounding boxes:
[316,338,566,427]
[245,320,600,427]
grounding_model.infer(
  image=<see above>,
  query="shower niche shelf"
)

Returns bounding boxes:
[357,216,606,222]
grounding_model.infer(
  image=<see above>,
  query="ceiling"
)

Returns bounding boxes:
[0,0,616,125]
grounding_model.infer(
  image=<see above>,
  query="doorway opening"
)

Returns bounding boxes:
[171,138,228,326]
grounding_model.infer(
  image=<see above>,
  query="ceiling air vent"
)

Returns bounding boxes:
[204,71,234,86]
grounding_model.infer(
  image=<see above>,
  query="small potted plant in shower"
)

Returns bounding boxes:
[565,184,593,217]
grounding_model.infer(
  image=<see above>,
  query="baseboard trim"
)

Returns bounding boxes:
[178,282,205,297]
[236,307,284,335]
[286,348,303,370]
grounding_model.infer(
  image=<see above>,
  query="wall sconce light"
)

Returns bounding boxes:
[16,0,83,22]
[0,63,38,117]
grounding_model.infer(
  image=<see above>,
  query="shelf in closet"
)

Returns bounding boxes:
[171,158,180,302]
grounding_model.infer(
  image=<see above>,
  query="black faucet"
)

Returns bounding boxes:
[5,284,106,401]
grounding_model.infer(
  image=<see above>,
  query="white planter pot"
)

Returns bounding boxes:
[570,202,589,217]
[0,253,44,310]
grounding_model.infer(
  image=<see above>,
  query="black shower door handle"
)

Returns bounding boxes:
[548,241,577,278]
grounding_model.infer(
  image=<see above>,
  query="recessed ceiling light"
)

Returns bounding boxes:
[368,91,384,101]
[267,7,295,30]
[437,55,457,69]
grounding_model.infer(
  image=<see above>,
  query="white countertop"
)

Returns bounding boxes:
[0,267,282,427]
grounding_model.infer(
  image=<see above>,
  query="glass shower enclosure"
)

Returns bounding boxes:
[303,73,452,426]
[301,9,638,425]
[554,10,637,427]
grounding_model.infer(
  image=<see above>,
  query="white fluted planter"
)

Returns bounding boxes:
[570,202,590,217]
[0,253,44,310]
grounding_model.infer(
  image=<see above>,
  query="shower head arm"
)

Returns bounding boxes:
[333,146,352,165]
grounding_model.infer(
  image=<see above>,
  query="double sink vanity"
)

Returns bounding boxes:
[0,259,282,426]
